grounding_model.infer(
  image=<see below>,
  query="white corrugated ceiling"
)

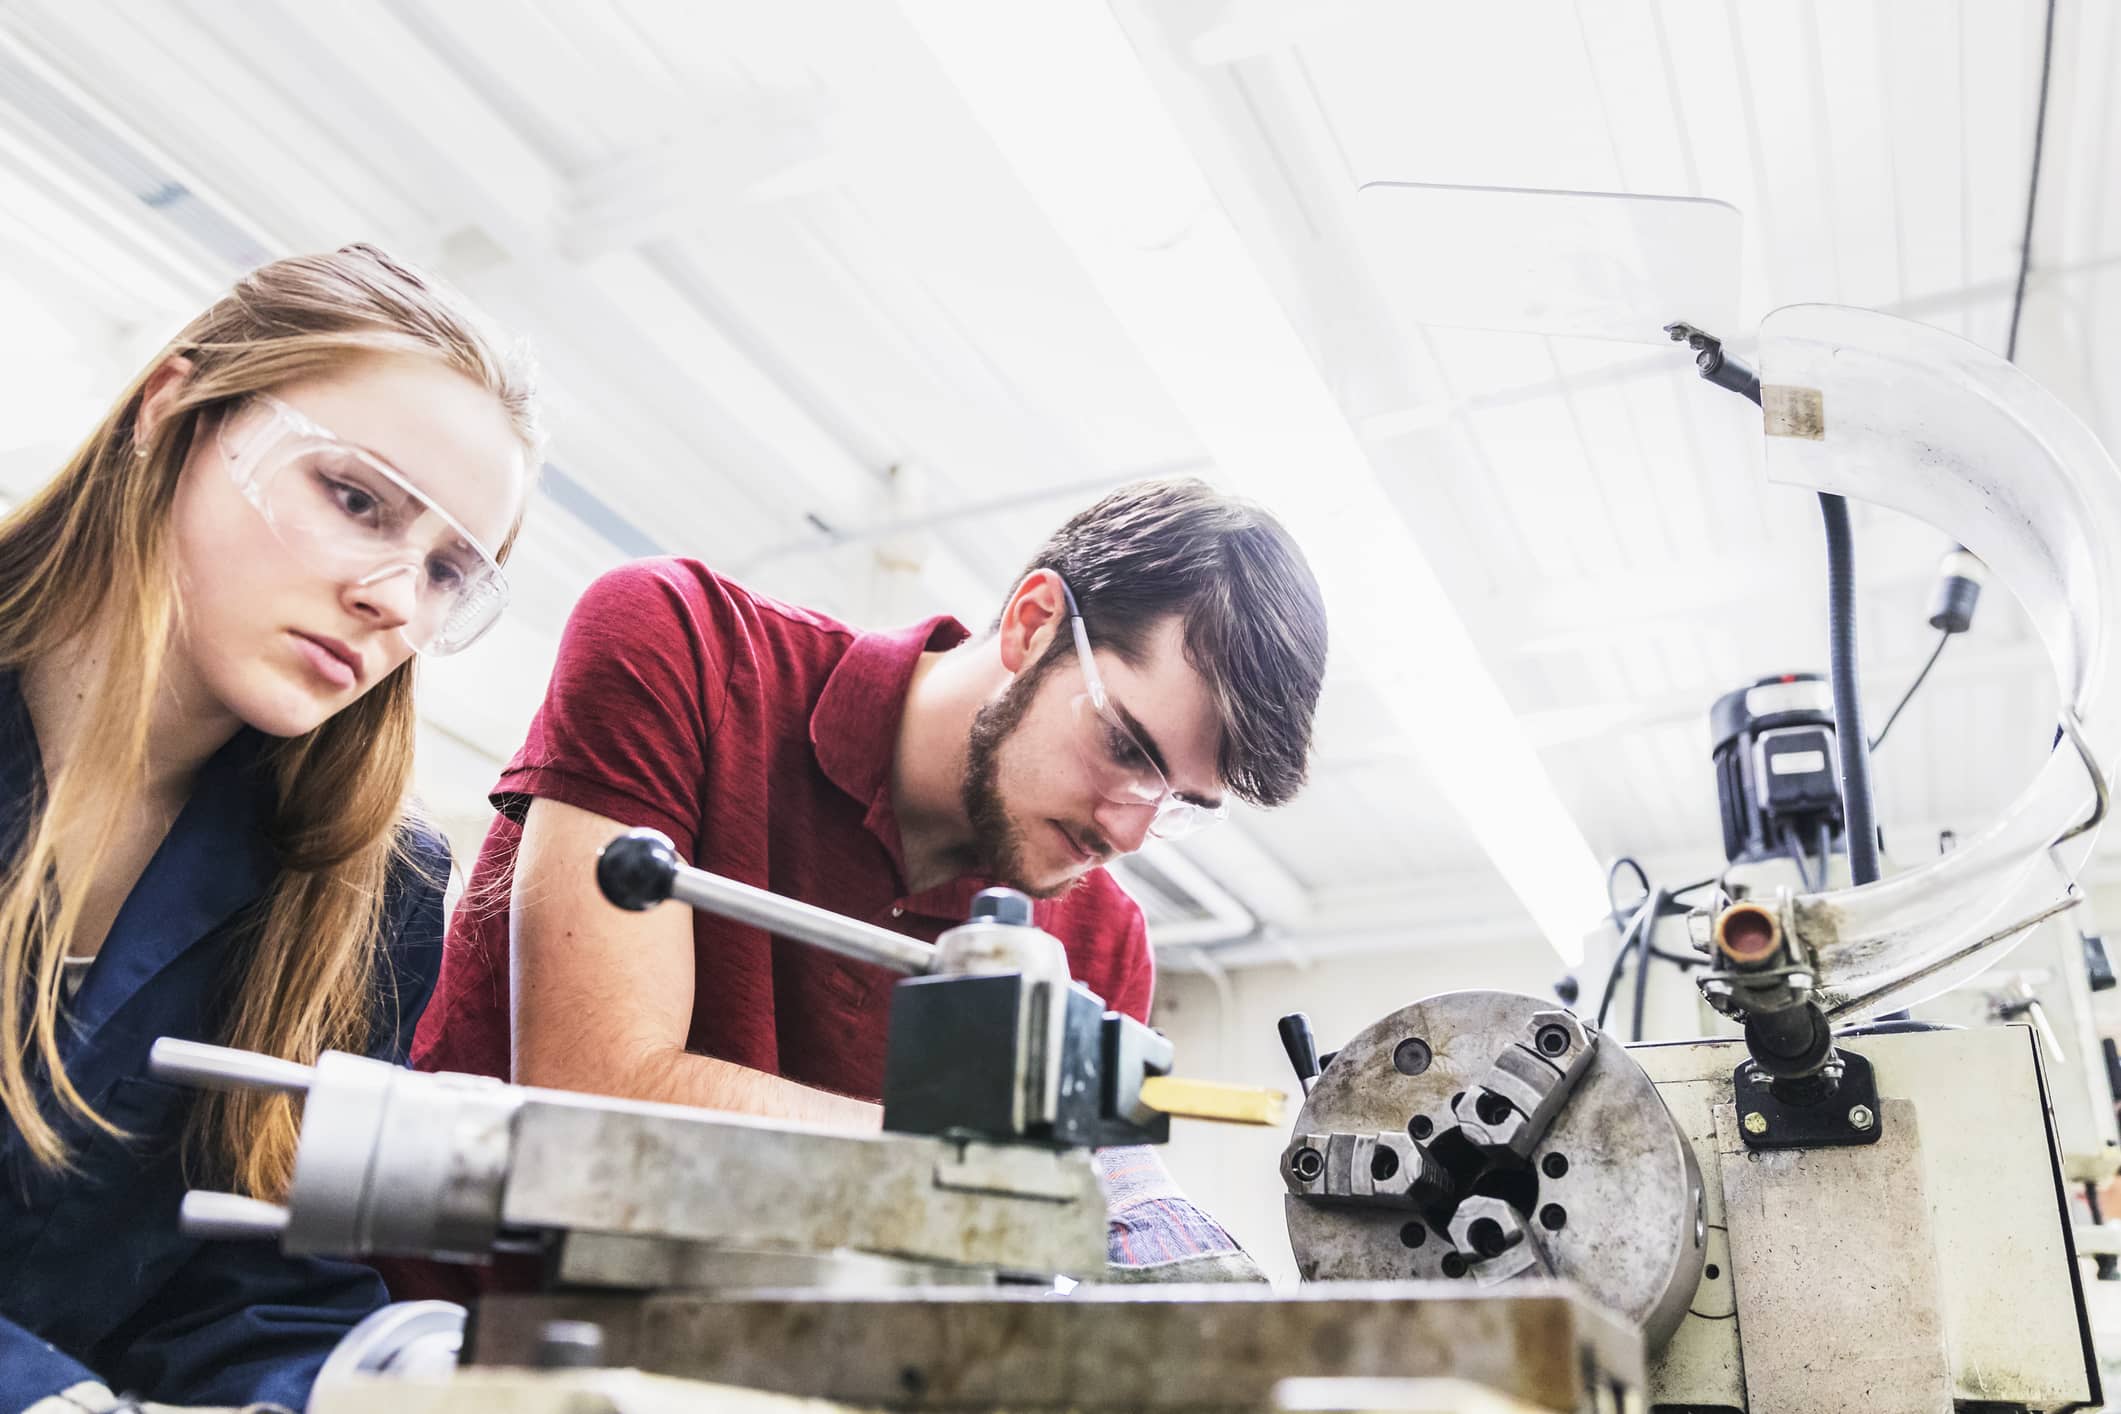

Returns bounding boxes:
[0,0,2114,967]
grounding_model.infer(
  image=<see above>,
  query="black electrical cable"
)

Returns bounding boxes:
[2006,0,2060,366]
[1669,874,1721,902]
[1820,493,1883,887]
[1781,825,1817,892]
[1630,886,1670,1042]
[1592,858,1715,1035]
[1868,629,1951,752]
[1605,856,1652,922]
[1595,896,1655,1031]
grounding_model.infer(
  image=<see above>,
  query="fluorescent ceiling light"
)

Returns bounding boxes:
[900,0,1607,963]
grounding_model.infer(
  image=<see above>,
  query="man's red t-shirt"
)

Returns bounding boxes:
[412,559,1154,1098]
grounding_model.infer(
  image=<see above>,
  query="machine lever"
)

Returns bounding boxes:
[597,828,938,976]
[150,1037,315,1096]
[180,1190,291,1242]
[1278,1012,1322,1094]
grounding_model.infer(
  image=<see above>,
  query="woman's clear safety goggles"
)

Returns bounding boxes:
[1056,576,1228,842]
[217,396,509,655]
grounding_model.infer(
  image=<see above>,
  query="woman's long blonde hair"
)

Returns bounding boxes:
[0,244,539,1199]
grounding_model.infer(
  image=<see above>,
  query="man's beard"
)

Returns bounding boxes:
[961,651,1079,900]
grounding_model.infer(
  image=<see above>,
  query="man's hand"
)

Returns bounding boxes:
[509,797,881,1130]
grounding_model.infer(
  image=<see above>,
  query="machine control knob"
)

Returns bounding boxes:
[967,887,1034,927]
[1278,1012,1322,1093]
[597,828,681,911]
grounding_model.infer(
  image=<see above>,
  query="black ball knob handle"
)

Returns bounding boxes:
[596,829,681,912]
[1278,1012,1321,1091]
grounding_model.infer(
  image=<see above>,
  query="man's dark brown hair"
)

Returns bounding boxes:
[1002,477,1328,808]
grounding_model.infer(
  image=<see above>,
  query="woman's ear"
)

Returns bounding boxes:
[135,355,197,449]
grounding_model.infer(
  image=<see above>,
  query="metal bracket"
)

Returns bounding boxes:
[1733,1049,1883,1150]
[2054,708,2111,847]
[1664,321,1727,375]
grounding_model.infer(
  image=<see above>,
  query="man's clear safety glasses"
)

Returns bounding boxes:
[1056,577,1227,842]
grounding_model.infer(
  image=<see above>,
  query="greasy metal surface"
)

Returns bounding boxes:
[312,1368,861,1414]
[1638,1051,1743,1410]
[552,1234,997,1293]
[1633,1027,2097,1408]
[1716,1098,1950,1414]
[1270,1379,1567,1414]
[471,1284,1644,1410]
[1285,992,1702,1350]
[501,1094,1108,1277]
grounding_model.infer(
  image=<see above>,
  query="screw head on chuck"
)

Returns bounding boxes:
[967,887,1034,926]
[596,828,681,911]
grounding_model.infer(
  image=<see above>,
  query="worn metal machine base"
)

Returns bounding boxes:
[463,1284,1645,1412]
[1640,1024,2098,1410]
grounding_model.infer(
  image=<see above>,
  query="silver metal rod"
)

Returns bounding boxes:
[150,1037,315,1095]
[180,1190,290,1242]
[1823,892,2085,1019]
[669,867,937,976]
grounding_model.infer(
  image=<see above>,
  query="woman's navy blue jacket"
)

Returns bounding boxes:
[0,671,449,1409]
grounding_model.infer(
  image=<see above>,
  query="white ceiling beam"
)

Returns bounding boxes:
[1184,2,1347,68]
[1517,636,2053,751]
[558,103,844,261]
[225,0,565,255]
[1498,510,1955,657]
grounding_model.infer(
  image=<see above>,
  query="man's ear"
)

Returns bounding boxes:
[135,355,197,449]
[996,569,1067,674]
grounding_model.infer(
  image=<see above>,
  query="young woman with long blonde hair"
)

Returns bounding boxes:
[0,244,538,1412]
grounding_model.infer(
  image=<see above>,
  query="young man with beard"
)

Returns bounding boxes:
[411,479,1326,1272]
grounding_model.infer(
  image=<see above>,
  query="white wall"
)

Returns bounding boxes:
[1148,934,1564,1287]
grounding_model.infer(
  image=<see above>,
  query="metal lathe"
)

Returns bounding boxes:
[156,307,2120,1411]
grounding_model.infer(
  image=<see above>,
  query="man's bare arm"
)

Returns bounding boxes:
[509,796,881,1129]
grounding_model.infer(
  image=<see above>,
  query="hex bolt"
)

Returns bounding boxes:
[1742,1111,1769,1136]
[1536,1024,1570,1057]
[1291,1147,1324,1181]
[1847,1104,1875,1132]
